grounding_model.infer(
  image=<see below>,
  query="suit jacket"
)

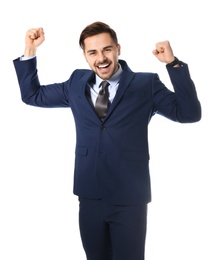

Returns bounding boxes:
[13,58,201,205]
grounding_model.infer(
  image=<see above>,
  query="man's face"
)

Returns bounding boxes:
[83,33,121,80]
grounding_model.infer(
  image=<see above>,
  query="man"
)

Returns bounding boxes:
[13,21,201,260]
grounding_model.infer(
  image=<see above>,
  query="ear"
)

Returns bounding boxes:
[117,44,121,56]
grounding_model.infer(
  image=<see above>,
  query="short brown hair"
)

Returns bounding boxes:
[79,21,118,50]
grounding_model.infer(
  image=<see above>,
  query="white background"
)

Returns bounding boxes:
[0,0,212,259]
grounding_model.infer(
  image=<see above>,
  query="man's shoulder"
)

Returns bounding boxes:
[70,68,94,82]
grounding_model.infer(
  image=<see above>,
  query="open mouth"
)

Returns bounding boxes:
[97,63,110,69]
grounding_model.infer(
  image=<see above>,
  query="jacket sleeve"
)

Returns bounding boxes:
[13,57,70,108]
[152,62,201,123]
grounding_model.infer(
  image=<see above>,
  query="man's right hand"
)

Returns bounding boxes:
[24,27,45,57]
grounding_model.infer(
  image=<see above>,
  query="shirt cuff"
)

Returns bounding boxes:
[20,55,36,61]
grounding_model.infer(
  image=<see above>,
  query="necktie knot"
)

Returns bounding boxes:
[99,80,109,95]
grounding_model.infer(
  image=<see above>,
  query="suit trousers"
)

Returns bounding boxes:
[78,198,147,260]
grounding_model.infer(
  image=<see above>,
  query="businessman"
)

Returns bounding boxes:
[13,21,201,260]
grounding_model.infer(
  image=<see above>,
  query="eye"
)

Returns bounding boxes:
[87,50,96,56]
[105,48,111,52]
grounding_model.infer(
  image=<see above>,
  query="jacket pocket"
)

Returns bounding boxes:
[75,146,88,156]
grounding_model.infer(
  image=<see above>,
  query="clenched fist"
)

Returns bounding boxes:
[24,27,45,57]
[152,40,175,64]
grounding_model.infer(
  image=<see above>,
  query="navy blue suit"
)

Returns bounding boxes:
[13,57,201,259]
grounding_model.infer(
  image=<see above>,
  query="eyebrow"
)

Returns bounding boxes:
[86,45,113,54]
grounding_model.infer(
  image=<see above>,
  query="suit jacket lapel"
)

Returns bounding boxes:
[105,61,135,119]
[79,71,94,106]
[79,71,103,121]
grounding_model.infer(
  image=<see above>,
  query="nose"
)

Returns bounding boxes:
[97,52,107,63]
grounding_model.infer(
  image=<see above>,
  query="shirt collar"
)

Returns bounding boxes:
[95,63,123,87]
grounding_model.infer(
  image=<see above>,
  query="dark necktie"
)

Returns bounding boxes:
[95,80,110,120]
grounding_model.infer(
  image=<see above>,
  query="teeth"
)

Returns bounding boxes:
[99,64,108,68]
